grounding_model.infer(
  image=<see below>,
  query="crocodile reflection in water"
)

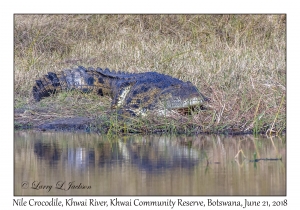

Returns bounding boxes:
[34,141,61,166]
[33,138,202,171]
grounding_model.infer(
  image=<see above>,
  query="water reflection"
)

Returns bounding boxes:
[14,131,286,195]
[34,141,61,166]
[31,135,202,172]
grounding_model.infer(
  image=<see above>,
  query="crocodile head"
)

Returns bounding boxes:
[155,81,207,116]
[122,80,207,117]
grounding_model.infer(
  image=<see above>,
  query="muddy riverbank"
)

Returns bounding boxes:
[14,106,278,135]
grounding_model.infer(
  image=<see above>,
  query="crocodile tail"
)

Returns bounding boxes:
[33,71,63,101]
[32,66,101,102]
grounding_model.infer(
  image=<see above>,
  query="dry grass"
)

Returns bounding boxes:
[14,14,286,135]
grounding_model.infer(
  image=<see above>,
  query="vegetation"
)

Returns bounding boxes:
[14,14,286,135]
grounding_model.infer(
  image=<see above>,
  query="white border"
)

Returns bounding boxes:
[3,0,299,208]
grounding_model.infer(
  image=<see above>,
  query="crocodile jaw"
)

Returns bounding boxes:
[164,96,203,109]
[160,99,203,116]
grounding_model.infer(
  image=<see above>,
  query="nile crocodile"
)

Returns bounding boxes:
[33,66,208,116]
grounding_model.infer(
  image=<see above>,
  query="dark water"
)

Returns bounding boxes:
[14,131,286,196]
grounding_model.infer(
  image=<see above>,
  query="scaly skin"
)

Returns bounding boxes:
[33,66,208,116]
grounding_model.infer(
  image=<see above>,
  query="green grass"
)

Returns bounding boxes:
[14,14,286,135]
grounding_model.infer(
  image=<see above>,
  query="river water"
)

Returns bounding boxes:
[14,131,286,196]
